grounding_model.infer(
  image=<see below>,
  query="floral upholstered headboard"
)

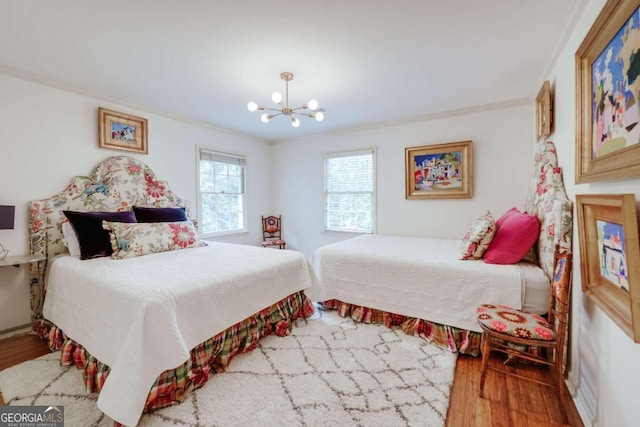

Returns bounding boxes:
[522,141,573,280]
[28,156,188,322]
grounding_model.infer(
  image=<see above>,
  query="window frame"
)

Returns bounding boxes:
[196,146,249,238]
[322,147,377,234]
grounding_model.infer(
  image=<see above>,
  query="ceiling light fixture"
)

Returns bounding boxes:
[247,72,324,127]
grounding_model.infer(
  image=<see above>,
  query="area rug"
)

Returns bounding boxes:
[0,310,457,427]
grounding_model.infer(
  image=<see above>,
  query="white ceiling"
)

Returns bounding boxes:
[0,1,584,142]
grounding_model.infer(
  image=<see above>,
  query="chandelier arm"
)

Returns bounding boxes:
[261,107,284,113]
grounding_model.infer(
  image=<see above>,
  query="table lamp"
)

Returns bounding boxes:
[0,205,15,260]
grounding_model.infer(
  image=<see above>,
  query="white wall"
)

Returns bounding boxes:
[545,1,640,425]
[272,104,535,257]
[0,74,271,331]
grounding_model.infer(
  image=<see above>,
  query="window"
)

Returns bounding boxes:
[323,148,376,233]
[197,148,247,236]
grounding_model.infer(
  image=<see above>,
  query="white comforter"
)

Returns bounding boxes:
[43,243,316,426]
[309,235,524,333]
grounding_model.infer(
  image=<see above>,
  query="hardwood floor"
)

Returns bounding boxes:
[0,334,583,426]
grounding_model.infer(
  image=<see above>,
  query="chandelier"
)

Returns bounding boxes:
[247,72,324,127]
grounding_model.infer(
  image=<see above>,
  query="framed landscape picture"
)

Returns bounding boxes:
[98,107,148,154]
[575,0,640,183]
[536,80,552,140]
[576,194,640,342]
[405,140,472,199]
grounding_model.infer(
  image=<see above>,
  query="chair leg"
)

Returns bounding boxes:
[553,349,568,424]
[479,331,491,398]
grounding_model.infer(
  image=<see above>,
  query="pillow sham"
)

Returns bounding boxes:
[103,220,203,259]
[133,206,187,223]
[484,211,540,264]
[61,221,81,257]
[460,211,496,260]
[63,210,137,260]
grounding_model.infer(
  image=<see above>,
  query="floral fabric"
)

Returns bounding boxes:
[477,303,555,341]
[28,156,189,323]
[521,141,573,279]
[103,220,203,259]
[460,211,496,260]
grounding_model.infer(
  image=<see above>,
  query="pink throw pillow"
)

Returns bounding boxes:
[484,211,540,264]
[496,207,520,229]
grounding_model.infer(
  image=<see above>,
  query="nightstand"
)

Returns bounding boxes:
[0,255,46,327]
[0,254,46,269]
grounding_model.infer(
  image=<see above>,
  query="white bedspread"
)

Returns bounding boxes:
[309,235,524,333]
[43,243,316,426]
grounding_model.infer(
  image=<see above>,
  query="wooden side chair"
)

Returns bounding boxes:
[477,249,572,421]
[261,215,286,249]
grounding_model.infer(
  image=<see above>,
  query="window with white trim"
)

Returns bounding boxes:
[323,148,376,233]
[197,148,247,236]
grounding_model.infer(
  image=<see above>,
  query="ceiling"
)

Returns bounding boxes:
[0,1,585,142]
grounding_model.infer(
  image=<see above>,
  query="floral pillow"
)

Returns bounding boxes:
[103,220,204,260]
[461,211,496,260]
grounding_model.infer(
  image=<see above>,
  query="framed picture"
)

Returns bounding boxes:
[535,80,552,140]
[98,108,148,154]
[405,140,472,199]
[576,194,640,342]
[575,0,640,183]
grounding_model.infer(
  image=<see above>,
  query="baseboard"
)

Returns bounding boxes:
[0,323,32,339]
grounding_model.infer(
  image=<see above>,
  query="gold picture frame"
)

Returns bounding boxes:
[405,140,473,199]
[576,194,640,342]
[98,107,148,154]
[535,80,552,140]
[575,0,640,183]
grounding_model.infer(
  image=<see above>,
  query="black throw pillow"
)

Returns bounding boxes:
[132,206,187,223]
[63,210,137,260]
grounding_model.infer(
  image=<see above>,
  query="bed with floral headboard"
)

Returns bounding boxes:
[28,156,316,426]
[312,140,573,356]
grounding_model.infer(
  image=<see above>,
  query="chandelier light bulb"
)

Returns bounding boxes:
[248,72,325,127]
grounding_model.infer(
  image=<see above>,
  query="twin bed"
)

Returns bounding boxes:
[311,140,573,355]
[29,156,316,426]
[27,141,571,426]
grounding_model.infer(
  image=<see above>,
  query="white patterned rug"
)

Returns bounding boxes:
[0,310,457,427]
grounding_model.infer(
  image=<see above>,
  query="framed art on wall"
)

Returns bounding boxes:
[98,107,148,154]
[405,140,472,199]
[576,194,640,342]
[536,80,552,140]
[575,0,640,183]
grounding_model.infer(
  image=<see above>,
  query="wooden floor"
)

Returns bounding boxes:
[0,334,583,426]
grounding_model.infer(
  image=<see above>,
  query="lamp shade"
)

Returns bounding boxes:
[0,205,15,230]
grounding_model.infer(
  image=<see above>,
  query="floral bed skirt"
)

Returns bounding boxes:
[41,291,315,415]
[322,299,481,356]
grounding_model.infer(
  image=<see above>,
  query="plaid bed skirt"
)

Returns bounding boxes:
[321,299,481,356]
[41,291,315,415]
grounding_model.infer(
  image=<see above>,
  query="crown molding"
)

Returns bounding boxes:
[535,0,590,94]
[271,98,531,145]
[0,64,269,145]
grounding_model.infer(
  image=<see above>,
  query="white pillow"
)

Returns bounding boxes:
[62,221,81,257]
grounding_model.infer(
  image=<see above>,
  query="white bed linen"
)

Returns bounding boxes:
[43,243,316,426]
[309,235,543,333]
